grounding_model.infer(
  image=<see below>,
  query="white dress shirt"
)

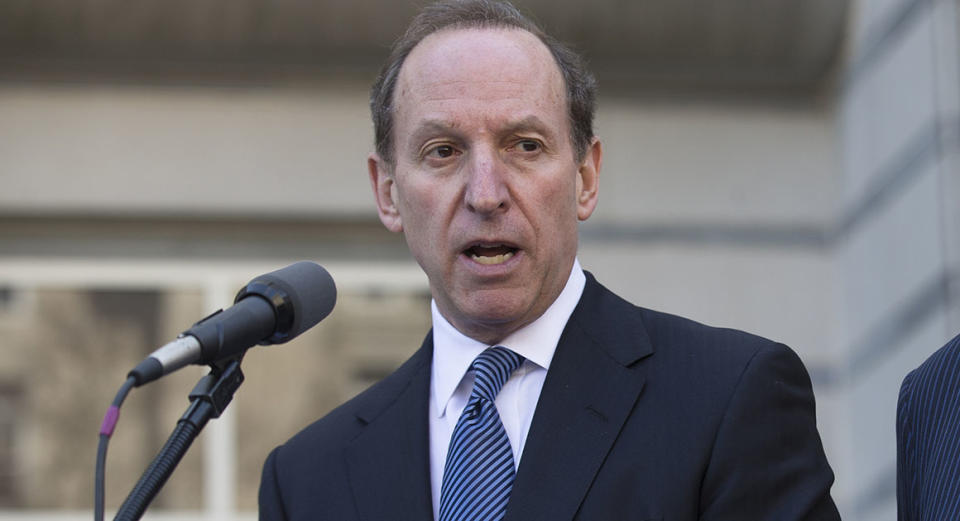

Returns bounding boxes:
[428,259,586,520]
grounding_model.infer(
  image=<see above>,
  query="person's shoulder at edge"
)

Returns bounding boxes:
[576,271,839,519]
[899,331,960,422]
[902,331,960,388]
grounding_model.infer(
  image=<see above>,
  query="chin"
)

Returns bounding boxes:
[455,293,533,336]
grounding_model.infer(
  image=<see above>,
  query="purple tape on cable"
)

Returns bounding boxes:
[100,405,120,436]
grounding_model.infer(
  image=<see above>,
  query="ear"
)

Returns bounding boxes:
[368,153,403,233]
[575,137,601,221]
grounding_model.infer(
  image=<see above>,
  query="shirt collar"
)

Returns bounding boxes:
[430,259,586,418]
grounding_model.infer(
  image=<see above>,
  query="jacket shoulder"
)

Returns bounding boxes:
[899,332,960,421]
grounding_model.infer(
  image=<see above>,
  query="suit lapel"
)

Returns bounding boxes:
[344,336,435,521]
[505,274,654,521]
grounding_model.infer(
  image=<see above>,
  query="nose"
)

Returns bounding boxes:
[463,149,509,215]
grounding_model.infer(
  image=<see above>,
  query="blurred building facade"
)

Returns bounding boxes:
[0,0,957,520]
[836,0,960,516]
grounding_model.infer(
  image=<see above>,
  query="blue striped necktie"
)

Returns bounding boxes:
[439,346,525,521]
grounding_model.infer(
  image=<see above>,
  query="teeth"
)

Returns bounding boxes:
[471,251,514,265]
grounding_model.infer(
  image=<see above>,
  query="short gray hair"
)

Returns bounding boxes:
[370,0,597,165]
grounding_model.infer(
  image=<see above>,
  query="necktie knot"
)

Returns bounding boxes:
[470,346,524,403]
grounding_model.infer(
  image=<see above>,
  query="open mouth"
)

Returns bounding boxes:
[464,244,519,265]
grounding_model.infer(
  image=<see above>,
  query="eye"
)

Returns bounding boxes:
[426,144,458,159]
[514,139,542,153]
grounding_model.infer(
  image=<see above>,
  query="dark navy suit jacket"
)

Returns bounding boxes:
[259,273,840,520]
[897,332,960,520]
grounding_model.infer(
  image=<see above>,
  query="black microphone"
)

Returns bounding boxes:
[128,261,336,386]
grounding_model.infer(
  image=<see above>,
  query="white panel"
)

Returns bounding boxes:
[842,8,937,206]
[820,382,856,518]
[856,495,898,521]
[596,103,838,226]
[0,85,842,228]
[847,307,948,511]
[0,85,375,217]
[0,258,427,293]
[950,295,960,337]
[850,0,917,53]
[840,77,877,208]
[939,146,960,334]
[202,279,237,519]
[0,86,841,228]
[577,243,838,363]
[838,162,944,348]
[931,0,960,116]
[809,378,855,515]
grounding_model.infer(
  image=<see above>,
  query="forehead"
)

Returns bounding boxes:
[393,27,566,129]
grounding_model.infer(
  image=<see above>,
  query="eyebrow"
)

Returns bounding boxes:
[407,120,461,148]
[407,115,555,147]
[501,115,552,137]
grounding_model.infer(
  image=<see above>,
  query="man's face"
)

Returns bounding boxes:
[369,27,601,344]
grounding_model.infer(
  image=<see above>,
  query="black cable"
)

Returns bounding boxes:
[95,376,137,521]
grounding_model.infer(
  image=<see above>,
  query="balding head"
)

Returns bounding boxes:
[369,0,597,166]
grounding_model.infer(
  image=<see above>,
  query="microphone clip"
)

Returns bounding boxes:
[184,356,245,423]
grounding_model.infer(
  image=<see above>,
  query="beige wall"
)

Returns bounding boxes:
[0,85,838,224]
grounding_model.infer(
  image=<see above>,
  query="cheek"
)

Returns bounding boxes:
[396,179,452,247]
[535,177,581,249]
[395,177,435,219]
[535,174,579,219]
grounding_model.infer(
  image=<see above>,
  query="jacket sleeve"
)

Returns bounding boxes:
[699,342,841,521]
[259,447,288,521]
[896,370,916,521]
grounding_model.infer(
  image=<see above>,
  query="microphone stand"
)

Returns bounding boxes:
[113,357,245,521]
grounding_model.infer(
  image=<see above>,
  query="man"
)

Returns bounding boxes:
[259,1,841,519]
[897,332,960,520]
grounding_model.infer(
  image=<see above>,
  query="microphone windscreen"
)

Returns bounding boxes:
[249,261,337,343]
